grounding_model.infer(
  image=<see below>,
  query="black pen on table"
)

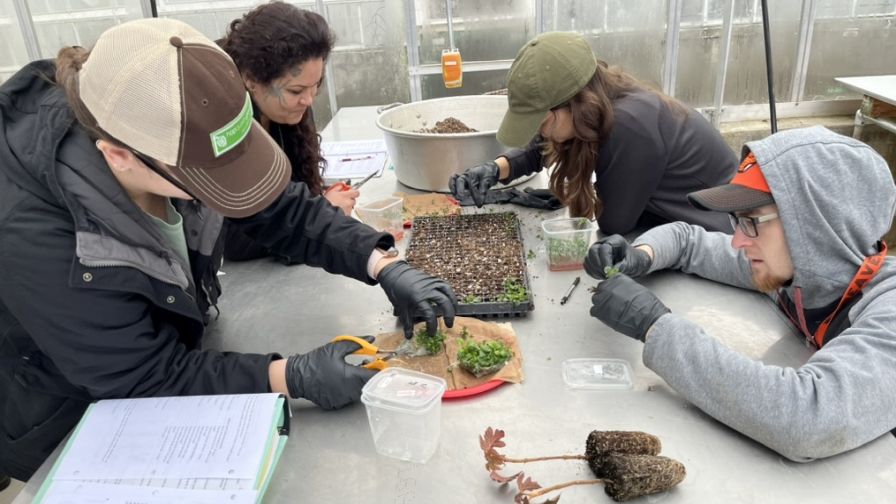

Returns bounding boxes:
[560,276,581,305]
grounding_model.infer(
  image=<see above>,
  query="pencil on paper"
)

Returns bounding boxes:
[340,155,375,162]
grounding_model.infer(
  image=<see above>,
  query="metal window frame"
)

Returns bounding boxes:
[6,0,891,124]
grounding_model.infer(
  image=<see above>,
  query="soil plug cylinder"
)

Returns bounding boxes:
[601,453,686,502]
[585,431,661,477]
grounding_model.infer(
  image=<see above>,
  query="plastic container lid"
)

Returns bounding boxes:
[562,358,633,390]
[540,217,594,236]
[361,368,446,411]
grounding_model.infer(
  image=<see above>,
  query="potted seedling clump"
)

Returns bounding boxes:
[479,427,685,503]
[456,328,514,377]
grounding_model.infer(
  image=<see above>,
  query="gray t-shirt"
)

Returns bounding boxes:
[147,200,190,268]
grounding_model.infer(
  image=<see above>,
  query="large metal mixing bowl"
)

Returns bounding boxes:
[376,96,531,192]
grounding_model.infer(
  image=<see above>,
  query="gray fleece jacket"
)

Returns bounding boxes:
[633,126,896,461]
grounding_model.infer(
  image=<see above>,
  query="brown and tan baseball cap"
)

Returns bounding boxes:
[78,18,289,218]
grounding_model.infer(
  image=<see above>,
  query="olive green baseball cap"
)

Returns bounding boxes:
[497,32,597,148]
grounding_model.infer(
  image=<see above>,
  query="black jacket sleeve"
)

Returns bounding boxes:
[0,196,276,400]
[500,135,547,183]
[227,181,394,285]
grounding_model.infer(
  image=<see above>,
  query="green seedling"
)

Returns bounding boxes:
[414,326,446,355]
[603,266,621,278]
[527,249,537,261]
[547,236,589,269]
[463,294,483,304]
[497,278,528,304]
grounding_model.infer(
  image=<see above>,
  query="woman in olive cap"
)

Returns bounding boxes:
[451,31,737,235]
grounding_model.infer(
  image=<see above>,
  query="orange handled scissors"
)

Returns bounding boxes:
[327,171,378,193]
[332,335,396,371]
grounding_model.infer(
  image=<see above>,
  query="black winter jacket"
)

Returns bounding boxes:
[0,60,392,480]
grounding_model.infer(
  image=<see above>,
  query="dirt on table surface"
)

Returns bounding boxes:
[415,117,478,134]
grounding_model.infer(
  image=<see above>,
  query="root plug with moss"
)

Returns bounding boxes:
[479,427,685,503]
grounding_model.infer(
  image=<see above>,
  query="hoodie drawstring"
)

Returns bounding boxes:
[778,241,888,348]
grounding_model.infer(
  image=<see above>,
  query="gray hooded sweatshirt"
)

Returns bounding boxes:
[632,126,896,461]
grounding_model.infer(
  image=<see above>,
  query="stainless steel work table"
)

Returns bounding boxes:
[835,75,896,138]
[15,107,896,503]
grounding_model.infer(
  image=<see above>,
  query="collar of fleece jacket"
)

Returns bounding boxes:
[744,126,896,310]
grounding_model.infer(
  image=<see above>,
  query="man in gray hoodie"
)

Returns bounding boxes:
[586,126,896,461]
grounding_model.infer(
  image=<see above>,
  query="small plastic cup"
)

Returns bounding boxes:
[541,217,595,271]
[361,368,446,463]
[356,196,405,241]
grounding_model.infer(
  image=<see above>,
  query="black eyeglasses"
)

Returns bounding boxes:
[728,212,779,238]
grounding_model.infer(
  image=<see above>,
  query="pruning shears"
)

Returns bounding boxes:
[327,171,378,193]
[332,335,396,371]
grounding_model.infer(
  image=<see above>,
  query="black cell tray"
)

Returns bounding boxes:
[405,212,534,318]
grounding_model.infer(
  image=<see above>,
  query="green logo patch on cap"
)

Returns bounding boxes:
[210,93,253,157]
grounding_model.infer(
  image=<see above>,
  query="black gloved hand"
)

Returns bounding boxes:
[590,275,670,342]
[285,336,378,410]
[584,234,652,280]
[454,187,564,210]
[378,261,457,339]
[449,161,501,207]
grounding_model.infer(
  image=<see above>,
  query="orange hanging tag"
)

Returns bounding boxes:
[441,49,463,88]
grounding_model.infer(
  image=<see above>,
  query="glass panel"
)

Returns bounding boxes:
[320,0,408,125]
[415,0,534,66]
[538,0,667,93]
[854,0,896,16]
[675,0,721,107]
[29,0,144,58]
[721,0,800,106]
[0,0,31,83]
[804,10,896,100]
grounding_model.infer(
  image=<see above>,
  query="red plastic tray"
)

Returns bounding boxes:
[443,379,505,399]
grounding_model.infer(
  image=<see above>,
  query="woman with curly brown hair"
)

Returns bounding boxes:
[220,1,358,261]
[451,31,738,235]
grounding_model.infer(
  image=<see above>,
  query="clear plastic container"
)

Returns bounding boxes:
[361,368,446,463]
[356,196,405,241]
[562,358,633,390]
[541,217,595,271]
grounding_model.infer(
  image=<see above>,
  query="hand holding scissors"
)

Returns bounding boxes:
[331,335,397,370]
[327,170,378,193]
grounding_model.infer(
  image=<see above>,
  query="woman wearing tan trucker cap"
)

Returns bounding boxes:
[0,18,456,481]
[450,31,738,235]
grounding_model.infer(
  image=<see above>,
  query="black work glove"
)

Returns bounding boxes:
[508,188,564,210]
[584,234,653,280]
[590,275,670,342]
[378,261,458,339]
[449,161,501,207]
[285,336,378,410]
[454,187,564,210]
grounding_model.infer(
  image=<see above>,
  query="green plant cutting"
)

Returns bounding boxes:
[457,335,513,377]
[415,327,446,355]
[603,266,621,278]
